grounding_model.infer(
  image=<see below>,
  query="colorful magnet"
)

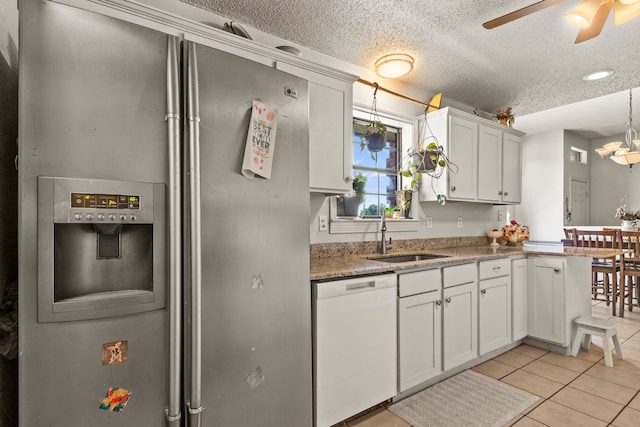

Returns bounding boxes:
[99,387,131,413]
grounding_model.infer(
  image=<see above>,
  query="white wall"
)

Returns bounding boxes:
[517,130,565,241]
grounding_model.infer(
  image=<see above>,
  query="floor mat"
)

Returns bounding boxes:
[389,370,539,427]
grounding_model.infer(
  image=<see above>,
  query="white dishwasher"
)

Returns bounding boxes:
[313,274,397,427]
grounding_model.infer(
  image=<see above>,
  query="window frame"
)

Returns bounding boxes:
[329,108,419,234]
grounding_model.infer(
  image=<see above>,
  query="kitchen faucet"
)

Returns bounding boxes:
[380,215,392,254]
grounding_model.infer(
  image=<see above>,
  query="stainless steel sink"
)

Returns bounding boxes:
[368,254,451,263]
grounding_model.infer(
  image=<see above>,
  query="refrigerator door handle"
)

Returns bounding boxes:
[166,35,182,426]
[186,40,204,425]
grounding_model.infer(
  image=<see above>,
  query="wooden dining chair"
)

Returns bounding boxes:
[619,231,640,312]
[572,228,620,306]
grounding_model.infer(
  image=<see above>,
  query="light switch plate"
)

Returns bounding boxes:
[457,217,463,228]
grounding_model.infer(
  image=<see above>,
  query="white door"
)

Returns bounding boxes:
[527,257,565,345]
[512,258,528,341]
[479,277,512,355]
[448,116,477,200]
[569,179,589,226]
[443,282,478,370]
[398,291,442,391]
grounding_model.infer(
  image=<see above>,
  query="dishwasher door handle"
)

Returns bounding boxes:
[345,282,376,292]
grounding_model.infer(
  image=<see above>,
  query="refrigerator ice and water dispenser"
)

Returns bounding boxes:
[37,176,166,322]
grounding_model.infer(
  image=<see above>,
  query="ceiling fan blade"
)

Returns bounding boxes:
[613,1,640,26]
[574,1,614,43]
[482,0,565,29]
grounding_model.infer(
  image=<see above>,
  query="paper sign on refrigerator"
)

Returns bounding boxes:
[242,100,278,180]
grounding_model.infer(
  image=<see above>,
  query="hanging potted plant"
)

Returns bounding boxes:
[362,121,387,152]
[360,83,387,153]
[398,108,457,204]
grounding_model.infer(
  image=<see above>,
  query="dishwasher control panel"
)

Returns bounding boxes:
[314,274,397,300]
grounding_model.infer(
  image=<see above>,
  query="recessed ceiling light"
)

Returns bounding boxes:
[583,69,614,81]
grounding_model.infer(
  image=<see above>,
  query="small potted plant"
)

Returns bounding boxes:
[338,173,367,217]
[616,204,638,230]
[495,107,515,127]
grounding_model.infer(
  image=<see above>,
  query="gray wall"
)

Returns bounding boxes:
[590,134,640,225]
[0,0,19,424]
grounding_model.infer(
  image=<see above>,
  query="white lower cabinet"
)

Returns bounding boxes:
[512,258,528,341]
[478,276,511,355]
[527,256,565,345]
[443,281,478,371]
[478,258,512,355]
[398,290,442,391]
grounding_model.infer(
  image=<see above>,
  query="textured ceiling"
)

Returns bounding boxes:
[181,0,640,134]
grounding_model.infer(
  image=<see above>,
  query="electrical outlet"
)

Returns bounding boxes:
[318,215,328,231]
[457,217,463,228]
[426,217,433,229]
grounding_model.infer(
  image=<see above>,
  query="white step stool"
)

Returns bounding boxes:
[570,316,624,367]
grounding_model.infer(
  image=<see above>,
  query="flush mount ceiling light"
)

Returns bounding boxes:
[375,54,414,79]
[583,69,614,81]
[595,89,640,168]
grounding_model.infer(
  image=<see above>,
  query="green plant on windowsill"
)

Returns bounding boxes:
[352,172,367,197]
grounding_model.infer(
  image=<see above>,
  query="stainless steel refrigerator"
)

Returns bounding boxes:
[18,1,311,426]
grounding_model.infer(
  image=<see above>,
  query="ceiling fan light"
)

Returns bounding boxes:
[566,0,601,28]
[595,147,610,157]
[375,54,414,78]
[613,0,640,25]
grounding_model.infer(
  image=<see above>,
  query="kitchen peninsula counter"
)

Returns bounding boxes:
[310,240,627,281]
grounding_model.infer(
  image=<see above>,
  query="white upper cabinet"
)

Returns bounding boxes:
[501,133,522,203]
[448,116,478,200]
[275,62,357,195]
[419,107,524,204]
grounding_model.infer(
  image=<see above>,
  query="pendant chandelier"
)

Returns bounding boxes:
[595,89,640,167]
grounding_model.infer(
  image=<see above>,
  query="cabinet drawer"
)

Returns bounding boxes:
[479,258,510,280]
[443,263,476,288]
[399,269,441,297]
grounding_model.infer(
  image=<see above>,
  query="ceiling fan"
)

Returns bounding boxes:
[483,0,640,43]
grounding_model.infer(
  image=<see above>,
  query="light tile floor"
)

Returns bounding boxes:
[340,300,640,427]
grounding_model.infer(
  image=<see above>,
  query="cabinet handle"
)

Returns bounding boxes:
[451,186,456,192]
[492,266,501,272]
[345,176,352,183]
[445,297,452,304]
[435,300,442,306]
[504,192,509,196]
[498,191,503,195]
[480,288,487,295]
[554,267,561,273]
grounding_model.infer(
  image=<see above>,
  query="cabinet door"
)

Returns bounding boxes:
[448,116,477,200]
[443,282,478,370]
[527,257,565,345]
[512,258,528,341]
[501,133,522,203]
[477,125,502,202]
[479,276,511,355]
[398,291,442,391]
[275,63,354,194]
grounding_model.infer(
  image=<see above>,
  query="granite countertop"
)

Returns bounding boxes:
[310,241,628,281]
